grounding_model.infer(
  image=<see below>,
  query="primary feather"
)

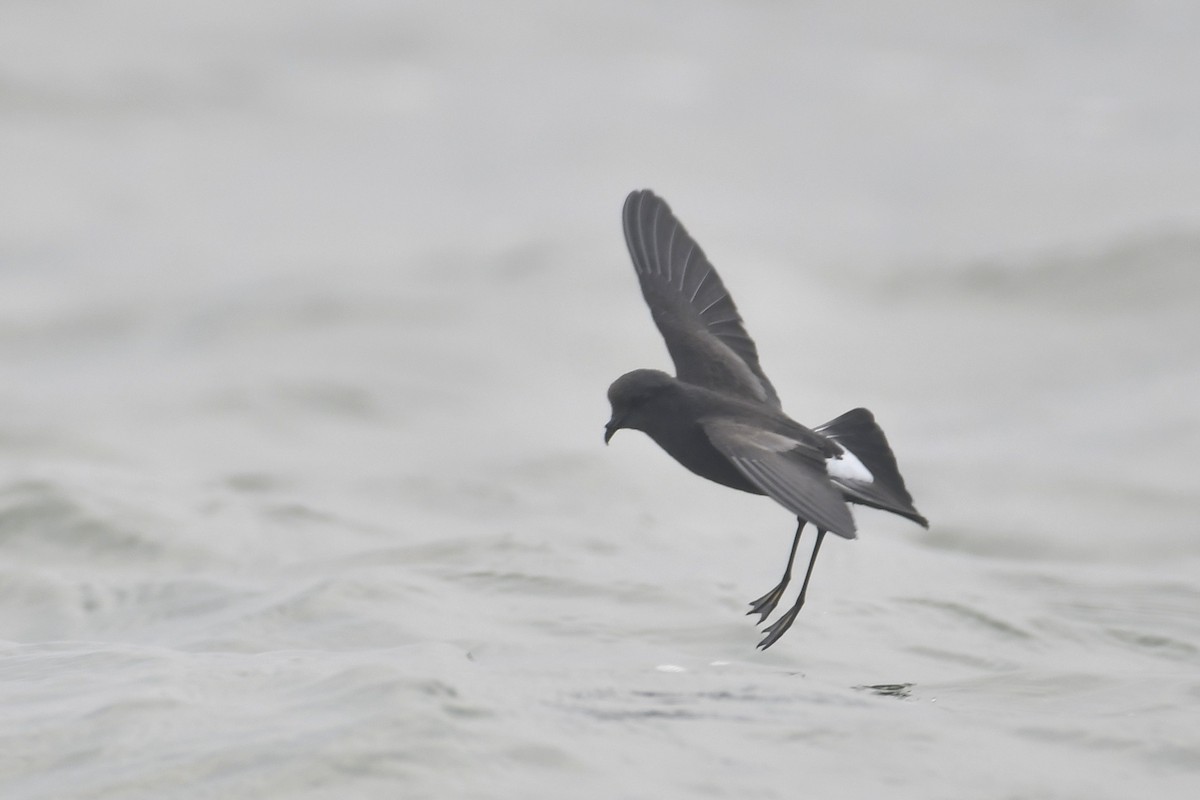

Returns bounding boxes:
[623,190,781,408]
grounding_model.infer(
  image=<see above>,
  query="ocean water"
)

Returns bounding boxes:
[2,1,1199,798]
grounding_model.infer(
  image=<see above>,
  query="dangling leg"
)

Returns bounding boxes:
[747,520,806,622]
[757,529,826,650]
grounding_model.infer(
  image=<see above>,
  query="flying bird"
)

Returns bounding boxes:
[605,190,928,649]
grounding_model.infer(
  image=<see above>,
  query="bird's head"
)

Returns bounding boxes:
[604,369,677,444]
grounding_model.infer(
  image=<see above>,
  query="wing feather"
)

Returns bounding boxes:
[623,190,781,407]
[702,419,857,538]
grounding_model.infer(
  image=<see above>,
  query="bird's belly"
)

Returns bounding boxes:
[649,426,764,496]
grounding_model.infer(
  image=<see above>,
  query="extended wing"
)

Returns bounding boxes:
[623,190,781,407]
[702,419,857,539]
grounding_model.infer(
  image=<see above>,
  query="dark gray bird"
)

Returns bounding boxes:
[605,190,928,649]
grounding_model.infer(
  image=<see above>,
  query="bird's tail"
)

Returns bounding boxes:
[817,408,928,527]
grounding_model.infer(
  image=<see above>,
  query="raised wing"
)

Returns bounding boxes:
[623,190,781,407]
[702,419,857,539]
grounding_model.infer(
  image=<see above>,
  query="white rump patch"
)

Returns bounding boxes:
[826,444,874,483]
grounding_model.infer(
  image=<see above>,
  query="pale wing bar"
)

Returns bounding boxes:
[703,420,857,539]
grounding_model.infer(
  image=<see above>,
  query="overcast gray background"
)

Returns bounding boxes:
[2,2,1198,798]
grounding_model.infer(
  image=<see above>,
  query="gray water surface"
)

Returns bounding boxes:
[2,2,1199,798]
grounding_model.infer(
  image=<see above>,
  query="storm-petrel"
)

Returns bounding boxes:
[605,190,928,649]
